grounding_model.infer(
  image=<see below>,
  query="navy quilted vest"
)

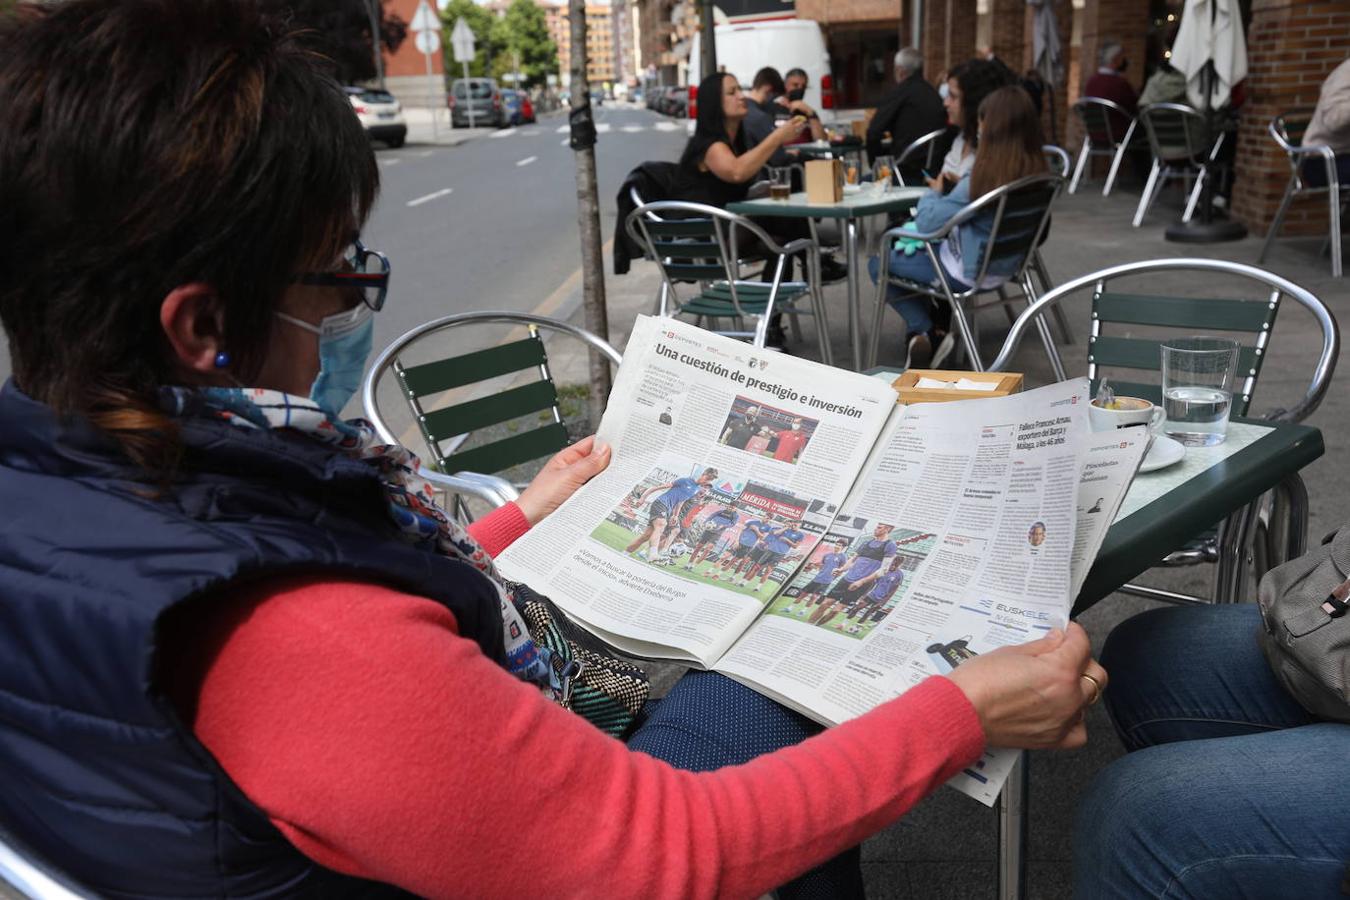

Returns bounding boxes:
[0,381,507,897]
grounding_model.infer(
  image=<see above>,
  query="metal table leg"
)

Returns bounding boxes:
[998,752,1028,900]
[845,217,862,370]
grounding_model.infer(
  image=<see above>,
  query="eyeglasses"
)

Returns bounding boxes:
[293,238,391,311]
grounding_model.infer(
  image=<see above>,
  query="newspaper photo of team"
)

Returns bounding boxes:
[718,396,819,465]
[589,462,823,600]
[767,522,937,639]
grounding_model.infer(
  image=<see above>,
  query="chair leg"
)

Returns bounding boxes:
[1070,141,1090,194]
[654,281,671,316]
[1104,143,1127,197]
[997,753,1028,900]
[1133,159,1162,227]
[1258,180,1296,264]
[949,299,984,371]
[1182,166,1206,223]
[867,270,891,371]
[1330,181,1343,278]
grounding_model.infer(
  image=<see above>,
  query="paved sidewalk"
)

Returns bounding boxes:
[542,180,1348,898]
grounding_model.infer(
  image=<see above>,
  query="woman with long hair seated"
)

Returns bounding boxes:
[0,3,1102,897]
[870,85,1047,368]
[673,71,848,291]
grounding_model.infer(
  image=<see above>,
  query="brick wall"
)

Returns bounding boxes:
[1231,0,1350,236]
[1024,0,1073,146]
[1074,0,1147,112]
[988,0,1026,68]
[922,0,977,82]
[384,0,443,79]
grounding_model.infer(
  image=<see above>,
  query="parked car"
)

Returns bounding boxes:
[686,20,836,132]
[501,89,536,125]
[344,86,406,148]
[449,78,507,128]
[660,85,687,118]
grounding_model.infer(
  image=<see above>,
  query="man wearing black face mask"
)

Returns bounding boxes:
[775,67,825,142]
[1083,40,1138,140]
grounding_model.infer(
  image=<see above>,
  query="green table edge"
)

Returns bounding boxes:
[1075,418,1324,614]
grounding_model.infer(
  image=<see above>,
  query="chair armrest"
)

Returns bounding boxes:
[418,468,520,508]
[779,237,818,256]
[1284,143,1337,160]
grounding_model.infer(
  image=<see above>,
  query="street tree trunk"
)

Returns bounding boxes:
[700,0,716,78]
[567,0,612,427]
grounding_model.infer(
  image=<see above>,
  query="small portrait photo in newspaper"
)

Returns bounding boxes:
[769,518,936,639]
[717,395,818,465]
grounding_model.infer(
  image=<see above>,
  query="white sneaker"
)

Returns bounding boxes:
[636,550,649,561]
[904,332,931,370]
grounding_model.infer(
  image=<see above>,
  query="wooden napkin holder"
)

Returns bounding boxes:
[805,159,843,204]
[891,369,1024,404]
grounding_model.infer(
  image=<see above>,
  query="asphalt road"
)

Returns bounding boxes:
[0,104,688,386]
[362,104,687,356]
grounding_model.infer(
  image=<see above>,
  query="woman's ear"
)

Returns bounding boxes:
[160,284,226,375]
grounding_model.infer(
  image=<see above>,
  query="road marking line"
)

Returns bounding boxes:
[489,127,517,139]
[556,124,569,133]
[379,158,402,166]
[521,128,541,136]
[595,123,611,133]
[516,156,537,167]
[406,187,453,207]
[394,236,616,449]
[621,125,644,133]
[415,149,436,157]
[560,138,569,146]
[655,121,680,132]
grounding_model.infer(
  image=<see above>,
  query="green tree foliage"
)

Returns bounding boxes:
[258,0,407,84]
[439,0,501,79]
[491,0,557,89]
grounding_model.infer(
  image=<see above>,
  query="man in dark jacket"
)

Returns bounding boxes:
[866,47,947,177]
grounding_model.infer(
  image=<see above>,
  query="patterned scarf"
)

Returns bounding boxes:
[161,386,557,695]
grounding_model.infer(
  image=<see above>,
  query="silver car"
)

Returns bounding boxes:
[449,78,506,129]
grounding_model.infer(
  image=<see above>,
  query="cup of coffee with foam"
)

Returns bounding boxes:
[1090,394,1164,435]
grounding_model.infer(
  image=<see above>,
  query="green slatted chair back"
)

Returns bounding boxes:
[1088,288,1281,417]
[1140,103,1210,163]
[642,215,735,285]
[394,324,569,479]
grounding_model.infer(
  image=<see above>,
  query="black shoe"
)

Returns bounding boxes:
[818,255,849,283]
[765,322,788,349]
[904,332,932,370]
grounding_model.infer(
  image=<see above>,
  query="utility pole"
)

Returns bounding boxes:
[367,0,385,88]
[566,0,612,425]
[700,0,716,76]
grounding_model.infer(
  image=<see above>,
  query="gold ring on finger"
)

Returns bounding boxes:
[1081,672,1103,706]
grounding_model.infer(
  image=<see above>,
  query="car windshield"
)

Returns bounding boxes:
[354,89,396,104]
[454,81,494,99]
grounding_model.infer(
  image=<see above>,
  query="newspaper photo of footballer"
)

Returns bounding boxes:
[591,469,821,599]
[717,396,818,465]
[770,522,937,639]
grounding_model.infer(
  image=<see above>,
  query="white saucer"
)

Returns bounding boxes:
[1139,435,1186,473]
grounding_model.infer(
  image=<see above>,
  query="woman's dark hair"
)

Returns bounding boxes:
[949,58,1018,145]
[679,72,745,169]
[0,0,379,480]
[969,86,1047,198]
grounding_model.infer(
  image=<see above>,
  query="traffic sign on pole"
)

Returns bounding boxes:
[450,18,476,63]
[410,0,439,33]
[414,29,440,55]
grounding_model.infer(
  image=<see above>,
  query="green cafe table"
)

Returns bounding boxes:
[730,186,927,370]
[868,368,1325,898]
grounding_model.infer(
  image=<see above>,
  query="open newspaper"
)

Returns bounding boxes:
[496,316,1146,804]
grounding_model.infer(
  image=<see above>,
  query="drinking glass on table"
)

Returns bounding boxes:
[1160,336,1240,446]
[768,166,792,201]
[843,150,862,187]
[872,155,895,192]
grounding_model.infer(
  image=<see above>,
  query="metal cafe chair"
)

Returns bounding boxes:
[1259,114,1346,278]
[1069,96,1139,196]
[894,127,949,186]
[0,813,93,900]
[1133,102,1223,227]
[625,200,830,360]
[866,173,1067,379]
[361,312,622,520]
[989,257,1339,604]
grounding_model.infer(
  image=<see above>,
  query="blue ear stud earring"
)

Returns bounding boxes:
[213,351,231,369]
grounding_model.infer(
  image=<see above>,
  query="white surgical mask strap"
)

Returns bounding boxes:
[274,311,321,335]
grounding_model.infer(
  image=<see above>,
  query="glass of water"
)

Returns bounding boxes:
[1161,336,1240,446]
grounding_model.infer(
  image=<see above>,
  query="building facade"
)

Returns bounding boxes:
[382,0,446,107]
[546,0,620,88]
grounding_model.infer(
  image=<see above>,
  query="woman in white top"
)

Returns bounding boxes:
[928,59,1017,193]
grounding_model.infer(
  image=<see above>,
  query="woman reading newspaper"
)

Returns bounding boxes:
[0,3,1106,897]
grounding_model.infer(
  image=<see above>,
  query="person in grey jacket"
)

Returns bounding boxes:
[1303,57,1350,187]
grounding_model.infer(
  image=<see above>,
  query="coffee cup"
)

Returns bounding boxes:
[1090,395,1164,434]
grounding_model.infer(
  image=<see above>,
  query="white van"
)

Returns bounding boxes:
[686,19,836,132]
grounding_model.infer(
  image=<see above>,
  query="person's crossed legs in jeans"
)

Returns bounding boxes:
[1073,604,1350,898]
[867,246,968,369]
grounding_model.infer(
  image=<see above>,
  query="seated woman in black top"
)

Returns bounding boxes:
[673,71,808,207]
[672,72,846,299]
